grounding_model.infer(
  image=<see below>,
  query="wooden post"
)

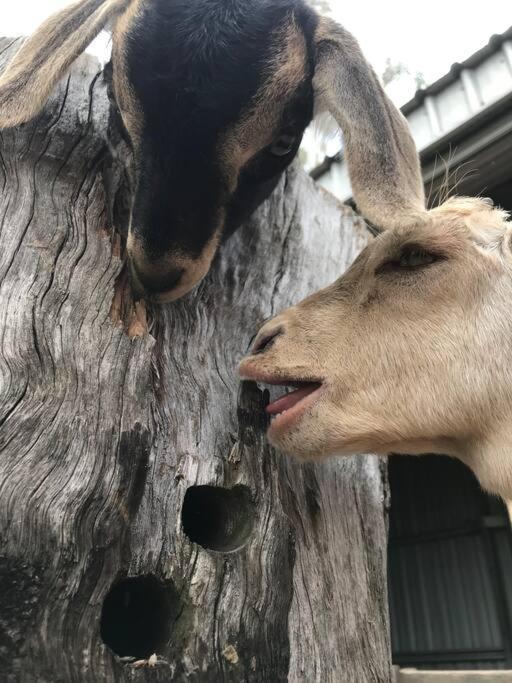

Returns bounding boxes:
[0,40,392,682]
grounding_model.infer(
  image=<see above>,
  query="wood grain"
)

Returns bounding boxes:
[0,39,392,682]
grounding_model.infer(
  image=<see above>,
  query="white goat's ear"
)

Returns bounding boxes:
[0,0,131,129]
[313,17,426,230]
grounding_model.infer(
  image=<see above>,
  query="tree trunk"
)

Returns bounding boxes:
[0,40,392,682]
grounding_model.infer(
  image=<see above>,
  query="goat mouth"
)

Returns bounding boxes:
[263,379,324,436]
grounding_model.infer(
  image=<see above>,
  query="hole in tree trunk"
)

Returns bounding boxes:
[100,574,178,659]
[181,485,255,552]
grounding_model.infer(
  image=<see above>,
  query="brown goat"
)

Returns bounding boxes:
[240,196,512,500]
[0,0,422,302]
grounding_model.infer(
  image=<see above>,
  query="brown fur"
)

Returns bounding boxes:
[219,19,308,186]
[313,17,425,229]
[0,0,131,129]
[111,0,145,140]
[240,197,512,500]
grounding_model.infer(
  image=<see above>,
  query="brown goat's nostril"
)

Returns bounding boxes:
[252,327,283,354]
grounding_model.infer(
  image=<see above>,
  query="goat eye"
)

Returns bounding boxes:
[377,247,439,275]
[270,133,297,157]
[398,247,437,268]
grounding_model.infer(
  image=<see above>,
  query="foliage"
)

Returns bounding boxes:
[381,57,426,90]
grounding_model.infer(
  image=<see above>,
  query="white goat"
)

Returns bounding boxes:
[240,183,512,499]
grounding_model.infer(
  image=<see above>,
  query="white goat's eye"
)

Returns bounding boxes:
[398,247,436,268]
[270,133,297,157]
[377,246,440,275]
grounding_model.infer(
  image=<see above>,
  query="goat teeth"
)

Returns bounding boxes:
[270,409,287,420]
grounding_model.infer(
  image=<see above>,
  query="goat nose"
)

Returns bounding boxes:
[252,326,284,354]
[129,259,183,296]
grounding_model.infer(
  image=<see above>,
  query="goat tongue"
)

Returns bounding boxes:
[266,385,318,415]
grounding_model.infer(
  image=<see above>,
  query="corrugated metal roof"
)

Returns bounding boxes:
[404,26,512,154]
[401,27,512,115]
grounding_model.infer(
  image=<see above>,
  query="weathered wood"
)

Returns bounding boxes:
[0,39,391,682]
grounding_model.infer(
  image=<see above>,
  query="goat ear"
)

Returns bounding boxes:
[313,17,426,230]
[0,0,131,129]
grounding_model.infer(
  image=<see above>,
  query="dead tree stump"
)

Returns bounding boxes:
[0,40,392,682]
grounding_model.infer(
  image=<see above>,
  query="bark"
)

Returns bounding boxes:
[0,39,392,682]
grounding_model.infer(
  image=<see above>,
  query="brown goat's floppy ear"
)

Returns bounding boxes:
[313,17,426,229]
[0,0,132,129]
